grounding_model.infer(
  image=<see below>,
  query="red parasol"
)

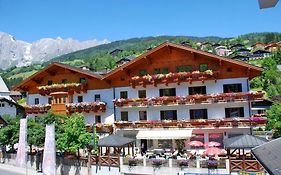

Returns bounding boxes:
[187,141,204,147]
[204,147,226,157]
[204,141,221,147]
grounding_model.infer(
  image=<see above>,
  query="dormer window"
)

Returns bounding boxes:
[47,80,53,85]
[62,79,68,84]
[80,78,86,84]
[139,70,147,76]
[199,64,208,72]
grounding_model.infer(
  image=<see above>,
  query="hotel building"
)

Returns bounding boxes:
[13,42,265,151]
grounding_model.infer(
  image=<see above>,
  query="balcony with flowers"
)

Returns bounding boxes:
[130,70,219,88]
[114,117,267,129]
[24,104,51,114]
[38,82,88,96]
[86,123,113,133]
[66,102,106,113]
[113,92,264,107]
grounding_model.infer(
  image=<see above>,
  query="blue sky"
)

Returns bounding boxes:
[0,0,280,42]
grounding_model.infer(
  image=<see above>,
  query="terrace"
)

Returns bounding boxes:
[130,70,219,88]
[24,102,106,114]
[113,92,264,107]
[38,82,88,96]
[114,117,267,129]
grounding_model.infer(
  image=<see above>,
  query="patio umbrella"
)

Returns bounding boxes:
[204,141,221,147]
[204,147,226,157]
[187,141,204,147]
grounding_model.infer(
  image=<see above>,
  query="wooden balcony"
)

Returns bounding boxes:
[24,104,51,114]
[38,83,87,96]
[130,70,219,88]
[66,102,106,114]
[86,123,113,133]
[114,117,267,129]
[113,92,264,107]
[230,159,263,172]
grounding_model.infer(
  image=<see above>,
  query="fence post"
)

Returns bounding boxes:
[196,159,200,168]
[143,156,146,167]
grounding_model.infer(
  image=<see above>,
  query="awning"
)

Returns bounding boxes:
[136,129,193,140]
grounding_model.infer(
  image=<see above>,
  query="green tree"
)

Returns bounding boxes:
[56,113,91,154]
[27,118,45,149]
[266,103,281,138]
[0,116,20,148]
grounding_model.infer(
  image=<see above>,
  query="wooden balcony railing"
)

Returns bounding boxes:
[86,123,113,133]
[230,159,263,172]
[66,102,106,113]
[130,70,219,88]
[24,104,51,114]
[113,92,264,107]
[114,117,267,129]
[38,83,87,96]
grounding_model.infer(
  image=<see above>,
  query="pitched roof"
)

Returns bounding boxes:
[0,97,24,109]
[13,62,103,91]
[252,137,281,175]
[253,50,271,54]
[223,134,268,149]
[0,76,10,93]
[98,134,135,147]
[103,42,263,79]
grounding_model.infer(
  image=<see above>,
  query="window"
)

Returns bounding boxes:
[154,68,161,74]
[225,107,244,118]
[62,79,68,84]
[176,65,192,73]
[120,91,128,99]
[63,96,66,103]
[95,115,101,123]
[77,96,83,103]
[189,86,206,95]
[80,77,87,84]
[139,69,147,76]
[162,68,169,74]
[35,98,39,105]
[199,64,208,72]
[209,133,224,147]
[121,111,128,121]
[48,97,52,104]
[190,134,205,144]
[160,110,177,120]
[159,88,176,96]
[138,90,146,98]
[95,94,101,101]
[223,84,242,93]
[47,80,53,85]
[190,109,208,119]
[158,140,173,149]
[1,103,4,107]
[139,111,147,120]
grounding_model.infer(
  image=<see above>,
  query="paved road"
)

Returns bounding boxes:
[0,168,24,175]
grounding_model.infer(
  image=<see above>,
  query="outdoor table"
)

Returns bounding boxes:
[154,149,164,155]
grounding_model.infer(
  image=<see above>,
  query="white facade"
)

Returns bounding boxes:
[0,100,17,116]
[115,78,250,121]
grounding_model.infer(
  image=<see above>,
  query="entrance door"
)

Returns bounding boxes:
[140,139,147,154]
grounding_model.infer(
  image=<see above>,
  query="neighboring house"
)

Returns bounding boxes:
[200,41,212,51]
[116,56,135,67]
[230,43,245,51]
[265,42,281,52]
[251,99,273,117]
[231,55,249,61]
[13,42,265,151]
[251,42,266,51]
[109,49,124,57]
[180,41,192,47]
[212,43,221,48]
[0,76,24,117]
[235,48,251,56]
[250,50,272,60]
[214,46,231,56]
[0,116,8,128]
[10,91,22,102]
